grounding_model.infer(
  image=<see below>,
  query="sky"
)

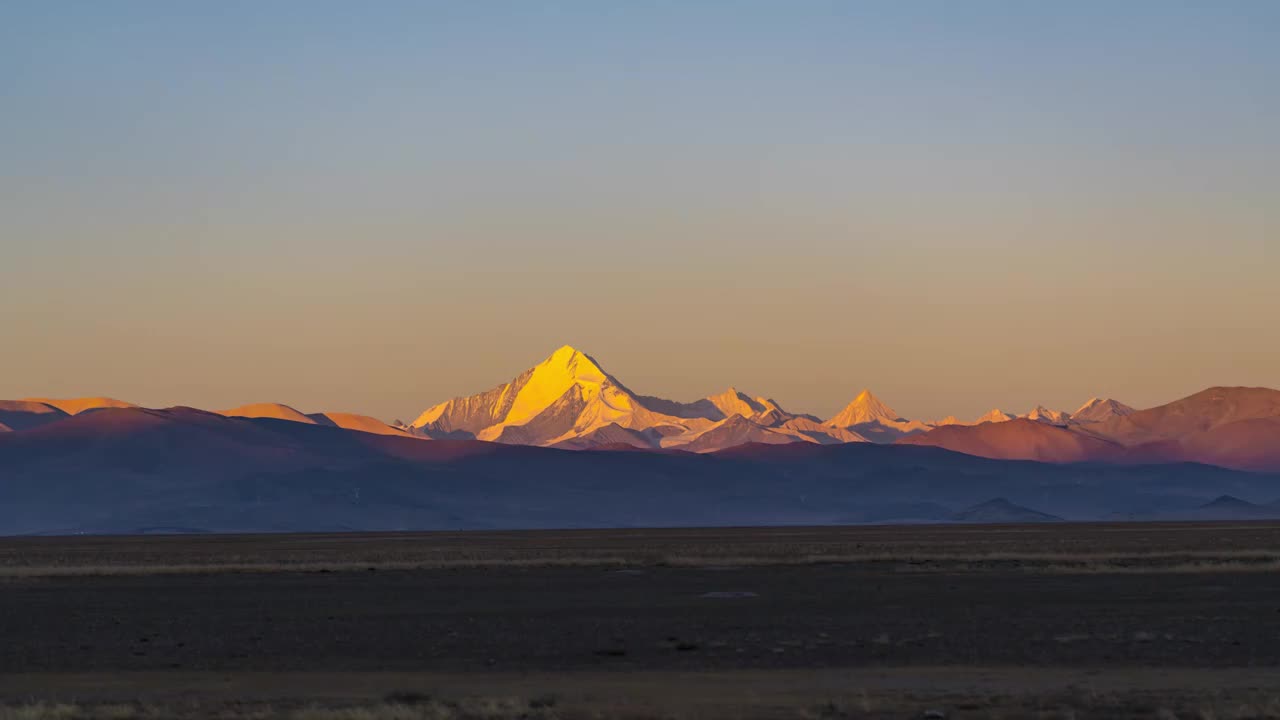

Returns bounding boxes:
[2,1,1278,423]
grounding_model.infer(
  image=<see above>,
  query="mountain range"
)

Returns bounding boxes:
[4,345,1280,472]
[3,345,1280,534]
[405,346,869,449]
[1,405,1276,535]
[393,346,1274,472]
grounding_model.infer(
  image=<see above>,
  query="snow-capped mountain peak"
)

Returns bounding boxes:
[705,387,781,419]
[501,345,612,426]
[825,390,931,442]
[1070,397,1136,424]
[1023,405,1071,426]
[408,345,867,451]
[975,408,1015,424]
[826,389,901,427]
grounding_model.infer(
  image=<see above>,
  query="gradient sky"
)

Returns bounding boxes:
[2,1,1278,423]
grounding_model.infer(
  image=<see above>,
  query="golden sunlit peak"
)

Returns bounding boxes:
[826,389,903,427]
[705,387,771,419]
[541,345,606,378]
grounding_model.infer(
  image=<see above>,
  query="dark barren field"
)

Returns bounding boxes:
[5,523,1280,719]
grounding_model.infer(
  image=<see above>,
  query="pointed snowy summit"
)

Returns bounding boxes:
[408,345,867,450]
[825,390,931,443]
[410,345,719,446]
[974,408,1015,425]
[826,389,901,427]
[704,387,782,419]
[1070,397,1136,424]
[1023,405,1071,426]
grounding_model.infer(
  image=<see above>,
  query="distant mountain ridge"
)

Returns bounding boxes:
[21,397,136,415]
[4,347,1279,471]
[219,403,408,437]
[951,498,1063,523]
[904,387,1280,472]
[3,406,1278,535]
[407,346,865,451]
[825,390,932,442]
[899,418,1125,464]
[1071,397,1136,424]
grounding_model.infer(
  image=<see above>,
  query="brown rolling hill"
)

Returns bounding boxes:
[0,406,523,470]
[897,418,1125,463]
[900,387,1280,471]
[1128,416,1280,472]
[219,402,318,424]
[1075,387,1280,471]
[0,400,69,432]
[950,498,1063,523]
[217,404,411,438]
[1080,387,1280,445]
[3,404,1279,534]
[307,412,412,437]
[22,397,137,415]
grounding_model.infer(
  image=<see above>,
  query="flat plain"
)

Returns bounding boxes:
[4,522,1280,719]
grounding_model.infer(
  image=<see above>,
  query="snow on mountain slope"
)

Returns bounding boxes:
[825,390,932,443]
[775,415,869,444]
[1023,405,1071,426]
[411,346,716,446]
[934,409,1015,427]
[669,409,870,452]
[408,347,863,450]
[826,389,899,427]
[676,415,815,453]
[974,409,1015,425]
[548,423,659,450]
[1070,397,1136,424]
[704,388,781,419]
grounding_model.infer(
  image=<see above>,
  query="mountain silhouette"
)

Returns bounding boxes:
[951,498,1063,523]
[898,418,1125,463]
[0,400,69,432]
[408,345,862,450]
[4,350,1280,471]
[4,407,1277,535]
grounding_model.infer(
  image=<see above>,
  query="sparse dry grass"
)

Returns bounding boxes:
[0,557,633,579]
[0,704,144,720]
[289,696,556,720]
[5,548,1280,578]
[9,691,1280,720]
[0,698,560,720]
[7,524,1280,579]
